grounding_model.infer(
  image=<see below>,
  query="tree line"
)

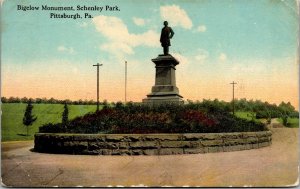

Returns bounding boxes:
[1,96,104,105]
[186,98,299,118]
[19,98,299,135]
[2,96,299,117]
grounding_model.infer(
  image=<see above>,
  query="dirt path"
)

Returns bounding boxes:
[1,128,299,187]
[270,118,285,128]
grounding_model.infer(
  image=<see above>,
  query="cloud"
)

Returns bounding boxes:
[92,16,159,57]
[100,42,134,55]
[194,49,209,63]
[196,25,207,32]
[132,17,145,26]
[57,46,74,54]
[219,53,227,61]
[172,53,189,65]
[160,5,192,29]
[173,49,209,66]
[232,64,264,73]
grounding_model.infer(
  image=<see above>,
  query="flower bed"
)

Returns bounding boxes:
[39,103,268,134]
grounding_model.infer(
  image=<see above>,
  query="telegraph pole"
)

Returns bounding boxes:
[93,63,103,111]
[125,61,127,103]
[230,81,237,115]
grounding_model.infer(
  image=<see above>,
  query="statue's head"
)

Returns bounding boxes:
[163,21,168,26]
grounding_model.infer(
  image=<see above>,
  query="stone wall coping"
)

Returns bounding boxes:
[34,131,272,155]
[36,131,271,137]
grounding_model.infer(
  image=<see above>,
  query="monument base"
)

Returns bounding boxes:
[143,54,183,105]
[142,95,184,105]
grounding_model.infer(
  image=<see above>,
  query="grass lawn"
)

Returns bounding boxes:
[234,111,267,124]
[277,117,299,128]
[1,103,100,141]
[235,111,256,121]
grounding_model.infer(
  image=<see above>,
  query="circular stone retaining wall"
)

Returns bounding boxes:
[34,131,272,155]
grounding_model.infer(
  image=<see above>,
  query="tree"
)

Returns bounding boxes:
[1,97,8,103]
[115,101,124,110]
[278,101,296,126]
[279,101,295,115]
[21,97,28,103]
[62,102,69,130]
[281,113,289,127]
[48,97,57,104]
[35,98,43,104]
[102,99,108,106]
[23,100,37,136]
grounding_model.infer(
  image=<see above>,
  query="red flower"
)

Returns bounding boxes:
[181,110,216,127]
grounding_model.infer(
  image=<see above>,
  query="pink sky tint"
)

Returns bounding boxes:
[1,57,298,110]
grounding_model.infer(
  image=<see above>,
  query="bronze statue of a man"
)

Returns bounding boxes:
[160,21,174,55]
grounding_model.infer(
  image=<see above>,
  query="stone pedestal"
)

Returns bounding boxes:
[143,54,183,105]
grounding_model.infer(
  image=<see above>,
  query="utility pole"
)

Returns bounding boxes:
[93,63,103,111]
[125,61,127,103]
[230,81,237,115]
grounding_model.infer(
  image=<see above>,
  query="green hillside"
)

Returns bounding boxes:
[1,103,98,141]
[277,117,299,128]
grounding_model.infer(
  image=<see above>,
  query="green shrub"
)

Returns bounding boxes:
[289,111,299,118]
[39,103,267,134]
[39,123,64,133]
[281,115,288,126]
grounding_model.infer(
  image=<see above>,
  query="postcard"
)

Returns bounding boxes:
[1,0,299,187]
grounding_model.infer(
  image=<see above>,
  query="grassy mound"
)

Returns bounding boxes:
[39,103,267,134]
[1,103,98,141]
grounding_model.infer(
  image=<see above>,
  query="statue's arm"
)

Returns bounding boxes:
[160,29,163,42]
[170,27,174,39]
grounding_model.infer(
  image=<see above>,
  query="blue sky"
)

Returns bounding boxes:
[1,0,299,107]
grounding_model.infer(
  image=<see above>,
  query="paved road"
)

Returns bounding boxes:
[1,128,299,187]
